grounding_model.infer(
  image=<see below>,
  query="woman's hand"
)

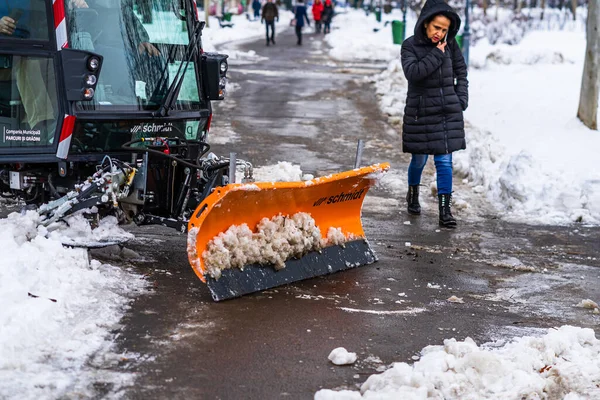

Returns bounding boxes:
[0,16,16,36]
[437,41,447,53]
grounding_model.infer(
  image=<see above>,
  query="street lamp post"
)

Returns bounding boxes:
[402,0,407,41]
[462,0,471,67]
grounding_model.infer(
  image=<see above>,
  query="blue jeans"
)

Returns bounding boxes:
[408,154,453,195]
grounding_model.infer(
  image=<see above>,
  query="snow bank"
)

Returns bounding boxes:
[0,211,146,399]
[458,28,600,225]
[47,214,134,246]
[324,9,404,62]
[316,326,600,399]
[470,30,585,68]
[201,212,354,279]
[252,161,314,183]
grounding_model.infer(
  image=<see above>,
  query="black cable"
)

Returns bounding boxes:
[121,138,213,170]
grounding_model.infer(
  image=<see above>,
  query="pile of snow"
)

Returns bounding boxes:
[328,347,357,366]
[0,211,146,399]
[458,28,600,225]
[470,30,585,68]
[324,9,406,62]
[47,214,134,247]
[576,299,599,314]
[200,212,353,279]
[369,58,406,125]
[239,161,315,183]
[316,326,600,399]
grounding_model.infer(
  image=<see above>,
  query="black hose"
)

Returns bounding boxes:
[121,138,212,170]
[121,140,201,169]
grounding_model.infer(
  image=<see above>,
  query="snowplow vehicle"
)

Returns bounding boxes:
[0,0,389,300]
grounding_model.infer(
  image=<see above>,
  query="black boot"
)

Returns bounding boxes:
[406,185,421,215]
[438,193,457,228]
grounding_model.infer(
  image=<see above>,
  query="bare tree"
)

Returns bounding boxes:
[495,0,499,20]
[541,0,546,20]
[571,0,577,20]
[577,0,600,130]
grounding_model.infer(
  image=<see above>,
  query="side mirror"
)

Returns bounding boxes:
[59,48,103,102]
[201,53,228,101]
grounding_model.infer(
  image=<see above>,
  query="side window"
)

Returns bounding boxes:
[0,55,58,147]
[0,0,50,41]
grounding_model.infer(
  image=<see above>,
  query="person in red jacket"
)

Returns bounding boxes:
[312,0,324,33]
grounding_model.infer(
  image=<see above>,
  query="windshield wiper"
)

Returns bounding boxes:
[153,20,205,118]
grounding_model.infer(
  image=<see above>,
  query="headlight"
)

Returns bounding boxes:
[219,77,227,89]
[84,74,97,86]
[219,61,228,74]
[87,56,100,71]
[83,88,95,99]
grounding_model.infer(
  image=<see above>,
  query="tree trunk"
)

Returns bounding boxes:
[495,0,499,21]
[571,0,577,20]
[541,0,546,20]
[205,0,210,27]
[577,0,600,130]
[483,0,488,16]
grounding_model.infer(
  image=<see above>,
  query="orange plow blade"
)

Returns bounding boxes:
[187,163,390,301]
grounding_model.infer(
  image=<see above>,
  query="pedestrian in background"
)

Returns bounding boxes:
[322,0,333,34]
[312,0,324,33]
[293,0,310,45]
[261,0,279,46]
[252,0,261,20]
[400,0,468,228]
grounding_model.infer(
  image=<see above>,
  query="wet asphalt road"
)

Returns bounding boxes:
[97,26,600,399]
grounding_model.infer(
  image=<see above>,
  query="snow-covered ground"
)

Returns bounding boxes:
[0,212,147,399]
[328,8,599,226]
[201,12,293,57]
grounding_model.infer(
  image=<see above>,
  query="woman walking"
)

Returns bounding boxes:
[293,0,310,45]
[401,0,468,228]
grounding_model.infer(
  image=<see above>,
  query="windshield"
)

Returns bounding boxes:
[0,0,50,41]
[66,0,205,112]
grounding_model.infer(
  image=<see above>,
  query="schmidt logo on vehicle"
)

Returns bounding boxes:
[130,123,174,134]
[313,189,365,207]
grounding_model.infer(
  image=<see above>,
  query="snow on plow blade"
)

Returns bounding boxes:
[187,163,390,301]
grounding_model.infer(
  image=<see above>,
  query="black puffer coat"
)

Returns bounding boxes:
[401,0,468,155]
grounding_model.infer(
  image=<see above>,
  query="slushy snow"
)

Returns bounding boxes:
[316,326,600,399]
